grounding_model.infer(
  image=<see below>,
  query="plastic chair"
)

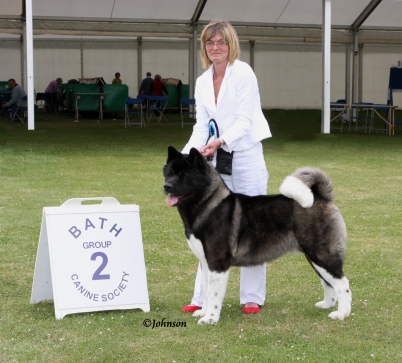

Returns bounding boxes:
[330,99,347,132]
[350,102,373,133]
[147,95,169,122]
[137,94,150,121]
[125,97,144,128]
[369,104,390,134]
[10,95,27,123]
[180,98,196,128]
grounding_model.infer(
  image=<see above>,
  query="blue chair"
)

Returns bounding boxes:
[180,98,196,128]
[350,102,373,133]
[137,94,150,121]
[369,104,390,134]
[10,95,28,123]
[125,97,144,128]
[147,95,169,122]
[330,99,347,132]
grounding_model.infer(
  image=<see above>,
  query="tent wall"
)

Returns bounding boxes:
[83,40,137,95]
[142,41,189,94]
[34,40,81,92]
[0,40,22,83]
[1,37,402,109]
[255,43,346,109]
[362,45,402,105]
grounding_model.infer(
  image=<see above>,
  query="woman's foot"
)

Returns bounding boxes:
[242,302,261,314]
[181,304,202,313]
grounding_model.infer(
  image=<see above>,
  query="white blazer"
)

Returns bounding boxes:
[182,59,271,154]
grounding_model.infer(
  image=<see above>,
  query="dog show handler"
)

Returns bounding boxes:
[181,19,272,315]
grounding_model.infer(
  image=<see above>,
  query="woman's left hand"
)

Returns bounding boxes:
[199,139,221,157]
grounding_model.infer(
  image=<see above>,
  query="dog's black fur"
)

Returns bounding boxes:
[164,146,352,324]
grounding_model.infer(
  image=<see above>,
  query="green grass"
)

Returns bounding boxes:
[1,110,401,362]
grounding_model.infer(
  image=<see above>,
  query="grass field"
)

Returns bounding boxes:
[1,109,401,362]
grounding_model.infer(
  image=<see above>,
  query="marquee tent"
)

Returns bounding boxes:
[1,0,402,130]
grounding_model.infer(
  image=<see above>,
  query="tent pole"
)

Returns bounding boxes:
[188,24,197,118]
[345,44,352,121]
[321,0,331,134]
[80,38,84,78]
[25,0,35,130]
[249,40,255,70]
[352,30,359,120]
[358,44,363,102]
[137,37,142,93]
[192,24,198,97]
[21,31,26,91]
[189,35,194,97]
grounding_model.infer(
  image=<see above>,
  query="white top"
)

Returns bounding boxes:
[182,59,271,154]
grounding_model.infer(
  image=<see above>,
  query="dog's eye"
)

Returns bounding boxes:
[178,171,186,179]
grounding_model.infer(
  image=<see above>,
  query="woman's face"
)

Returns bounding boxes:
[205,33,229,66]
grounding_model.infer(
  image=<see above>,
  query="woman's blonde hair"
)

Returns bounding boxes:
[200,20,240,69]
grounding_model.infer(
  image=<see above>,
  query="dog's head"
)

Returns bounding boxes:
[163,146,211,207]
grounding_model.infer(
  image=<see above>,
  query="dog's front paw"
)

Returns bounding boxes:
[193,309,206,317]
[328,310,350,320]
[315,300,335,309]
[197,315,219,325]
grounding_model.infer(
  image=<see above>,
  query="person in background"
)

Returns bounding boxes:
[151,74,169,97]
[139,72,153,96]
[111,72,123,118]
[151,74,169,111]
[45,77,63,94]
[1,78,27,120]
[45,77,63,113]
[112,72,122,84]
[180,19,272,315]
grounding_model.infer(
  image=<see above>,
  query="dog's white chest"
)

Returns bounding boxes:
[187,234,206,263]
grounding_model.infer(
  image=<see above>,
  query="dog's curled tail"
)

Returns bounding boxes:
[279,167,334,208]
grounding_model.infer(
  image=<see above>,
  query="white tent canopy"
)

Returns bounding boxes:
[1,0,402,130]
[2,0,402,37]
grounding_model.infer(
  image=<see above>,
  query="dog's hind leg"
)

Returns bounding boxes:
[306,256,337,309]
[315,277,337,309]
[312,263,352,320]
[196,269,230,325]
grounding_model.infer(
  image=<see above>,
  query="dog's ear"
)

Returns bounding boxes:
[167,146,183,163]
[187,148,207,170]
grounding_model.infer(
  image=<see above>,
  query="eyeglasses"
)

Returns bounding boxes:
[205,40,228,48]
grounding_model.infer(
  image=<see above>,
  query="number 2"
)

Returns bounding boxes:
[91,252,110,280]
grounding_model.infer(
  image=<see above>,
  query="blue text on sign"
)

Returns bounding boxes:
[68,217,122,239]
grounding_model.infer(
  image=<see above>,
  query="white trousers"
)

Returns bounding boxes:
[190,142,269,306]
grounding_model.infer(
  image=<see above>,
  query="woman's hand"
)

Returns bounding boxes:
[199,139,222,157]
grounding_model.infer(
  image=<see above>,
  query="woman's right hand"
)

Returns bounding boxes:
[199,139,221,158]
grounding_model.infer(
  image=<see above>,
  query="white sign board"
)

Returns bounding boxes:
[30,197,150,319]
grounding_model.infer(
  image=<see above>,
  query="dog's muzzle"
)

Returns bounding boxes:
[164,183,173,195]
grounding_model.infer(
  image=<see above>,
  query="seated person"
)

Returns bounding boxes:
[1,79,27,120]
[45,77,63,112]
[112,72,122,84]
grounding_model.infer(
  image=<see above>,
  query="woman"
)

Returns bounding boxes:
[151,74,169,96]
[181,20,272,314]
[151,74,169,111]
